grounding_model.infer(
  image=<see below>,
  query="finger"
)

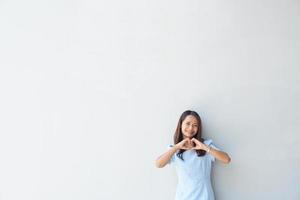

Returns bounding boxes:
[184,138,191,144]
[181,141,187,146]
[191,138,198,144]
[180,139,187,144]
[185,139,191,144]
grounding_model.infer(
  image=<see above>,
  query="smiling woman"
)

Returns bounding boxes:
[155,110,231,200]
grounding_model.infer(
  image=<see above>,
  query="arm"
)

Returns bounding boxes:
[205,145,231,164]
[155,138,191,168]
[155,145,179,168]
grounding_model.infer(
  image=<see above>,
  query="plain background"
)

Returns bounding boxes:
[0,0,300,199]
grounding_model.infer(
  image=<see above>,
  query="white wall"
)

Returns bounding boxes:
[0,0,299,199]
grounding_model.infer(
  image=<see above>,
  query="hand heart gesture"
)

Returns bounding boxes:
[175,138,195,150]
[191,138,206,150]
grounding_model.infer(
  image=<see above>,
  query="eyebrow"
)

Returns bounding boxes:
[186,122,198,125]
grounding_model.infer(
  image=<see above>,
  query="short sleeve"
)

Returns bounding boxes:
[167,144,175,164]
[204,139,220,162]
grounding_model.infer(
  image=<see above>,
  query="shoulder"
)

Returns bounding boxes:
[203,138,213,146]
[203,138,221,151]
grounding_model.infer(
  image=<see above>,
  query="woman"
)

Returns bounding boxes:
[155,110,231,200]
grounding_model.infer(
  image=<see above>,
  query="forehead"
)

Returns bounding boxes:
[183,115,198,123]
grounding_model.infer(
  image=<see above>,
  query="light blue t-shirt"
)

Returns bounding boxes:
[168,139,220,200]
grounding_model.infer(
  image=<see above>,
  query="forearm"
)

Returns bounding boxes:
[155,146,178,168]
[205,145,231,164]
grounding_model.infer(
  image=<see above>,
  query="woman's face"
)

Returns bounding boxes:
[181,115,198,139]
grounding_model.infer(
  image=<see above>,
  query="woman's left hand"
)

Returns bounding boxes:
[192,138,231,164]
[191,138,209,151]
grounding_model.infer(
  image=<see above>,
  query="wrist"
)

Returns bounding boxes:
[206,145,211,153]
[173,144,180,150]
